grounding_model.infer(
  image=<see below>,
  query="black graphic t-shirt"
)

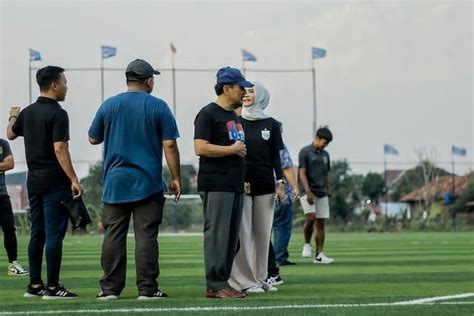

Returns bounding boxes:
[194,103,245,192]
[242,117,284,195]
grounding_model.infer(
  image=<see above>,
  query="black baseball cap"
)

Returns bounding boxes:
[125,59,161,78]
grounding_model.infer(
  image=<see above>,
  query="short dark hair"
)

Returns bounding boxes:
[316,126,333,143]
[214,83,239,96]
[36,66,65,92]
[214,83,225,95]
[126,73,151,84]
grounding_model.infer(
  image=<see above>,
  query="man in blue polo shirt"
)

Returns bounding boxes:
[89,59,181,300]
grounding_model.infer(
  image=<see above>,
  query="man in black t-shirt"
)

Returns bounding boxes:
[298,127,334,264]
[7,66,83,299]
[194,66,252,299]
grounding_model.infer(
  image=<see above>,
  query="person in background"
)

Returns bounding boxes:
[273,142,300,266]
[267,140,300,286]
[299,127,334,264]
[0,138,28,276]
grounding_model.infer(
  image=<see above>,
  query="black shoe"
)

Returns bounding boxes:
[278,260,296,266]
[137,289,168,300]
[24,284,46,298]
[42,285,78,300]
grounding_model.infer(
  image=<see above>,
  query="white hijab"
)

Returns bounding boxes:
[241,81,270,121]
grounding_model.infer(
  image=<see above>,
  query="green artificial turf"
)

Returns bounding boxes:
[0,232,473,315]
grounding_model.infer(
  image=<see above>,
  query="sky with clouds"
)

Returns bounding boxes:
[1,0,472,178]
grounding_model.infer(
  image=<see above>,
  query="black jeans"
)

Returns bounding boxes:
[100,193,165,296]
[0,195,17,262]
[267,241,280,277]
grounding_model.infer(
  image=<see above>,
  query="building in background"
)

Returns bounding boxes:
[6,171,27,214]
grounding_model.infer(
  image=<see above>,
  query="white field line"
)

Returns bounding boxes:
[0,293,473,315]
[390,293,474,305]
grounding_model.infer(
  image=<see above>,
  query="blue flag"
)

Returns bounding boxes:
[242,49,257,62]
[101,46,117,59]
[452,145,467,156]
[29,49,41,61]
[384,144,399,155]
[312,47,327,59]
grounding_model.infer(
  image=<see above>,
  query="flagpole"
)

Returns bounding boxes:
[28,57,32,104]
[242,53,246,76]
[311,59,317,138]
[170,43,177,231]
[451,150,455,197]
[100,49,104,103]
[171,50,177,116]
[383,150,388,216]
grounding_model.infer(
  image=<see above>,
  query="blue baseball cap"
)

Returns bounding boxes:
[216,66,254,88]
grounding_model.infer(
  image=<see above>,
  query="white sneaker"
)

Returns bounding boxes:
[302,244,312,258]
[266,275,284,286]
[245,286,265,293]
[8,261,29,276]
[262,283,278,292]
[96,291,119,300]
[313,252,334,264]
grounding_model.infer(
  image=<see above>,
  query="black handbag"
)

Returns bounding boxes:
[61,197,92,229]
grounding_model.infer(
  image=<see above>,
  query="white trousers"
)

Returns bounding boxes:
[229,193,275,290]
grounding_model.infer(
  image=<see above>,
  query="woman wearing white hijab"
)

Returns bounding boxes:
[229,81,285,293]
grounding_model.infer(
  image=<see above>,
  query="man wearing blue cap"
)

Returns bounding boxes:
[194,66,252,299]
[89,59,181,300]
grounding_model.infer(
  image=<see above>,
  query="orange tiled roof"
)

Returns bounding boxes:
[400,174,472,202]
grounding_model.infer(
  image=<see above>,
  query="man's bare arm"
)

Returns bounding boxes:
[299,167,315,204]
[163,139,181,203]
[284,167,300,198]
[6,106,21,141]
[0,155,14,171]
[54,141,83,198]
[194,139,246,158]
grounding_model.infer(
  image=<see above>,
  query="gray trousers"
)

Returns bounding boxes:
[202,191,243,291]
[100,193,165,296]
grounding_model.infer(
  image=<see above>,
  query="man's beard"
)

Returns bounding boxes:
[231,100,243,110]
